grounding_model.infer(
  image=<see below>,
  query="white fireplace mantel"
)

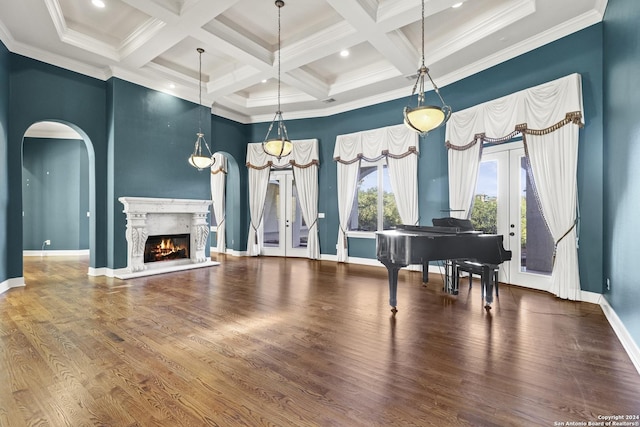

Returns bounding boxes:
[116,197,218,279]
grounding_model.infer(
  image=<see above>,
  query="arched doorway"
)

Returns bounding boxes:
[21,121,96,275]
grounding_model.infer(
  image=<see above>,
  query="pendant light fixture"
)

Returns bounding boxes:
[262,0,292,160]
[403,0,452,135]
[188,47,215,170]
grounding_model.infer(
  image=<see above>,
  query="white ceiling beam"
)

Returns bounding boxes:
[120,0,241,68]
[325,0,417,76]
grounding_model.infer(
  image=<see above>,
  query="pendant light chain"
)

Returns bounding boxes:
[262,0,292,159]
[198,47,204,134]
[420,0,425,68]
[277,2,282,115]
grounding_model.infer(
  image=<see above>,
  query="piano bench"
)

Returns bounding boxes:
[454,260,500,297]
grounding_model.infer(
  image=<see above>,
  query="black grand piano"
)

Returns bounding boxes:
[376,223,511,313]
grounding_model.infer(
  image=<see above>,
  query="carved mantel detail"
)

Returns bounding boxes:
[119,197,213,275]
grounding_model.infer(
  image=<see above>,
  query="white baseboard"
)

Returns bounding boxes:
[88,267,108,277]
[0,276,26,294]
[24,249,90,257]
[599,296,640,375]
[210,247,247,257]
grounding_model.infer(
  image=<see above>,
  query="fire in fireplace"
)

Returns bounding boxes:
[144,234,190,263]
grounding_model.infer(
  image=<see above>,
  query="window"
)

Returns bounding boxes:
[348,160,400,232]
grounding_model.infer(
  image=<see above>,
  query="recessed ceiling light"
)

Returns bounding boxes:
[452,2,463,8]
[92,0,106,8]
[168,83,175,89]
[261,79,267,83]
[340,49,349,57]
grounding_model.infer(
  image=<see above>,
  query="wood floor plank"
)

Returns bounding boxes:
[0,255,638,426]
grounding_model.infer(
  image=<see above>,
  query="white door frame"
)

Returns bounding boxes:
[482,142,552,291]
[261,169,308,258]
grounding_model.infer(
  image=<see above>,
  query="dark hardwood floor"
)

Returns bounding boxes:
[1,254,639,426]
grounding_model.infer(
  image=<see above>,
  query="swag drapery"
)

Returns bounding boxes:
[333,124,419,262]
[245,139,320,259]
[210,153,227,253]
[445,73,584,300]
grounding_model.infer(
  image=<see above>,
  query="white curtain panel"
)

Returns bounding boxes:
[290,139,320,259]
[210,153,227,253]
[246,145,271,256]
[246,139,320,258]
[522,77,583,299]
[525,127,580,300]
[334,132,361,262]
[334,124,419,261]
[444,73,584,299]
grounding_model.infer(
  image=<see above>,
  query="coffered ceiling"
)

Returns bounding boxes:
[0,0,606,123]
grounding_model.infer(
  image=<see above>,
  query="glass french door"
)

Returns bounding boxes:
[472,141,553,291]
[261,170,308,258]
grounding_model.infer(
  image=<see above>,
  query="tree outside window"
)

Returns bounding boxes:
[348,162,401,231]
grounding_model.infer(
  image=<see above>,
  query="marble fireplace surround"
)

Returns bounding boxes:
[116,197,218,279]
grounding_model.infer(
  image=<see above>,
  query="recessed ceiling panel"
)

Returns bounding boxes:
[303,42,387,85]
[58,0,152,47]
[218,0,341,48]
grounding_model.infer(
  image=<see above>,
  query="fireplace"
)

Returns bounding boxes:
[116,197,218,279]
[144,234,190,263]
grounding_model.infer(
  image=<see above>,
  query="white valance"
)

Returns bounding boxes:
[333,124,418,163]
[246,139,319,169]
[445,73,584,149]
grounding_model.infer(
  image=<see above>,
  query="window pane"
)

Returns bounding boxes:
[291,179,307,248]
[471,160,498,234]
[348,166,377,231]
[263,180,280,247]
[382,165,400,230]
[520,157,553,274]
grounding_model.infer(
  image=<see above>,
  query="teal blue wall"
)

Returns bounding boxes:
[0,42,9,283]
[108,78,216,268]
[8,54,108,276]
[22,137,89,250]
[603,0,640,348]
[210,114,250,252]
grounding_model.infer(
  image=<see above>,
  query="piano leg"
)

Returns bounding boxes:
[482,264,493,310]
[381,261,402,314]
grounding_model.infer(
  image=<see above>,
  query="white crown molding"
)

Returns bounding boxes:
[437,9,606,90]
[9,41,111,81]
[0,20,15,50]
[425,0,536,65]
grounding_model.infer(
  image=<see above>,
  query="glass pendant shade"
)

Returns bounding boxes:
[188,132,214,170]
[404,105,447,134]
[264,137,293,159]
